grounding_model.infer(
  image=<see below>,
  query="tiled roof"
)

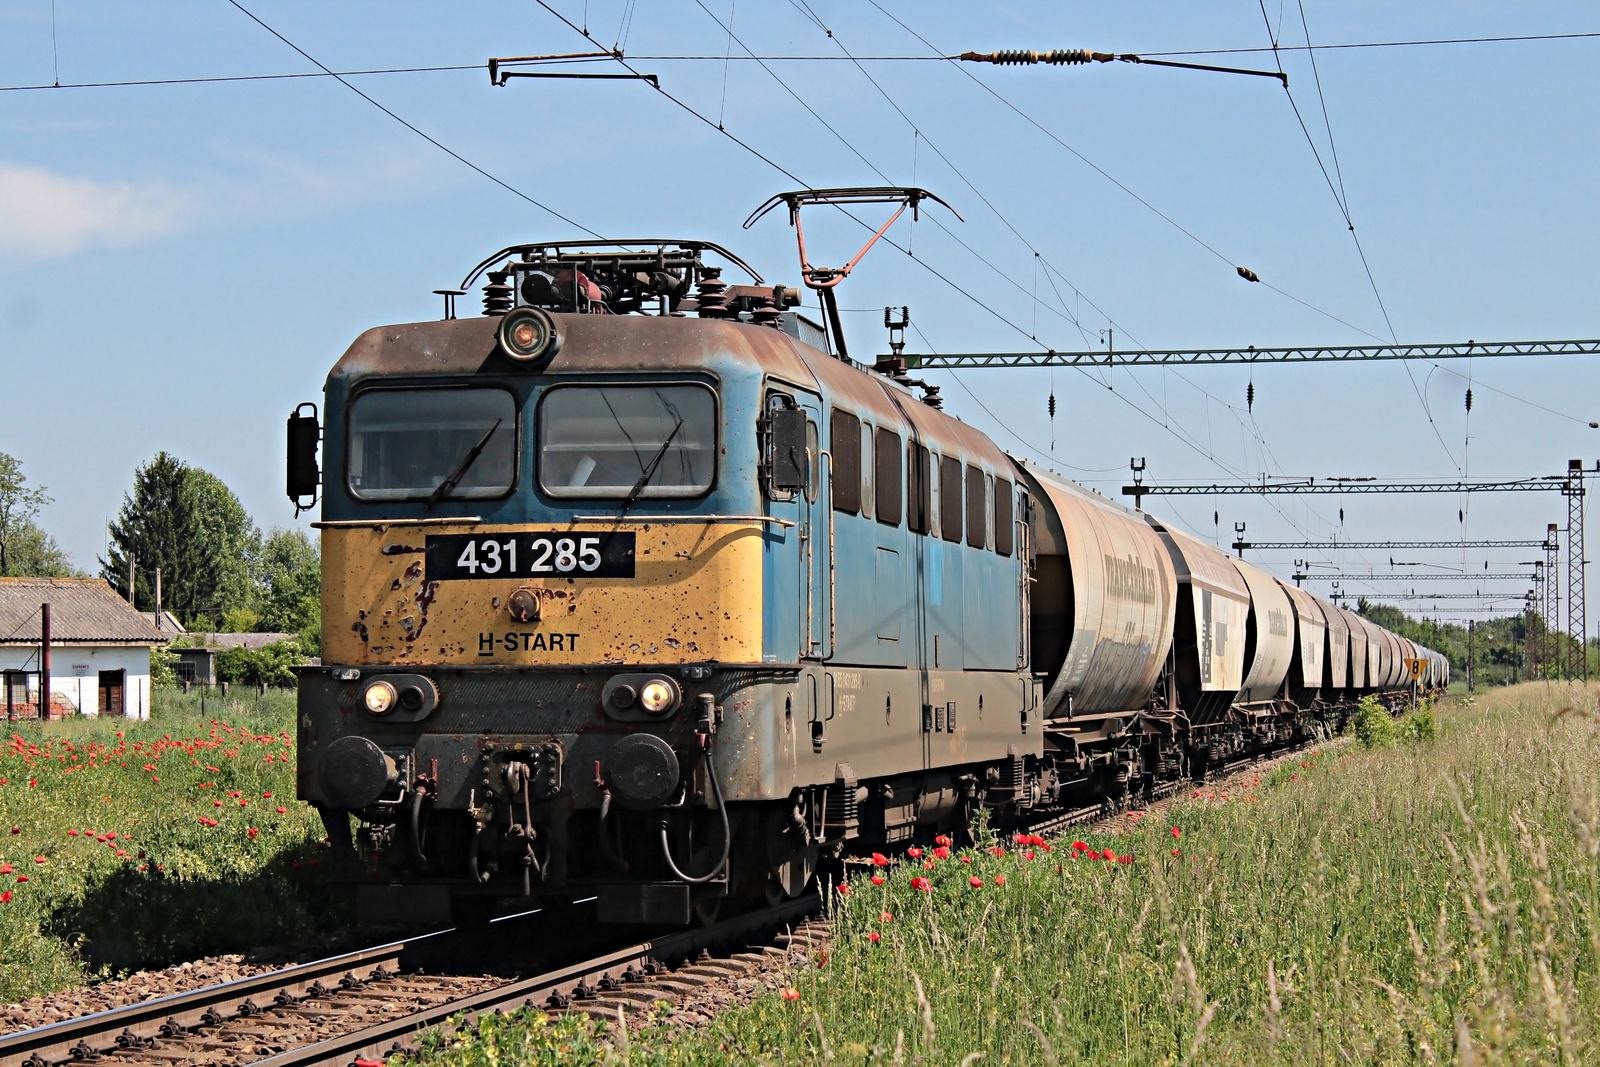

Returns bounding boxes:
[186,632,297,652]
[0,578,165,645]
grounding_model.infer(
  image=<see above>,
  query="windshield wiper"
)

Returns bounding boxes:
[424,418,502,511]
[617,417,684,518]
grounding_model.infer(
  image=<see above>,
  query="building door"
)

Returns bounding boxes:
[98,670,125,716]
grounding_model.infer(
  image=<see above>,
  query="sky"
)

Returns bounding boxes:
[2,1,1598,624]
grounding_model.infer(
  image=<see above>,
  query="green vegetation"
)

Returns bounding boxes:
[1346,693,1435,747]
[0,451,77,577]
[101,453,321,649]
[401,682,1600,1065]
[0,689,329,1002]
[213,637,313,687]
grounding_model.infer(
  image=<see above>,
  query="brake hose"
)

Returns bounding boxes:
[658,738,730,885]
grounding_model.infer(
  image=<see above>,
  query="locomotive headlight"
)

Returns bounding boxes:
[363,680,398,715]
[639,679,679,715]
[497,306,559,364]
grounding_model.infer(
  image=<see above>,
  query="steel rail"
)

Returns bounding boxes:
[248,893,823,1067]
[0,934,441,1067]
[896,337,1600,368]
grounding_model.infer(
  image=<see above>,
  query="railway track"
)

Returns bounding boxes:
[1023,734,1340,839]
[0,894,823,1067]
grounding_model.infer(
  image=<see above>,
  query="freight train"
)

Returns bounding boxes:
[289,221,1446,927]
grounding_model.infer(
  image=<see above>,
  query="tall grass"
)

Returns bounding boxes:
[0,689,329,1002]
[406,682,1600,1065]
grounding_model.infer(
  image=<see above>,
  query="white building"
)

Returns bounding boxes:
[0,578,163,719]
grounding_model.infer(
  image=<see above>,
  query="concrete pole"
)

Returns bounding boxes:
[40,602,51,721]
[155,567,162,632]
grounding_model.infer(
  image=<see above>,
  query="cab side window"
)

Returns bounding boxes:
[964,464,987,548]
[906,441,931,534]
[994,477,1014,556]
[939,455,963,543]
[875,427,902,526]
[830,409,861,514]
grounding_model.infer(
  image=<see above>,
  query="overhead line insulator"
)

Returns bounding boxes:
[957,49,1113,65]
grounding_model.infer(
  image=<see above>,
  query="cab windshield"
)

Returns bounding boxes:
[347,388,516,501]
[539,384,716,499]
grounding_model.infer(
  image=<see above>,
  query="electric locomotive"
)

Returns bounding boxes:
[289,192,1442,927]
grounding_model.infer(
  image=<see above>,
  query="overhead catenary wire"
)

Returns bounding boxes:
[222,1,602,238]
[1255,0,1465,475]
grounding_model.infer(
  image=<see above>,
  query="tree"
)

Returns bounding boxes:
[3,520,77,577]
[0,452,52,576]
[257,529,321,649]
[101,453,260,627]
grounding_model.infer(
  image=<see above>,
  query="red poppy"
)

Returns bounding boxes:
[994,875,1006,886]
[780,988,800,1001]
[275,807,288,814]
[0,891,10,902]
[68,830,79,836]
[907,847,923,858]
[988,846,1005,856]
[968,876,983,888]
[871,852,889,866]
[1023,850,1035,861]
[33,857,44,864]
[879,912,894,922]
[16,875,28,883]
[263,792,273,799]
[1101,849,1115,861]
[836,883,850,895]
[870,874,884,886]
[248,828,259,839]
[0,864,11,874]
[923,860,935,870]
[911,877,932,892]
[960,856,972,864]
[932,846,950,860]
[1171,827,1181,839]
[1071,841,1087,852]
[868,932,881,943]
[1172,848,1181,857]
[213,801,223,807]
[935,834,951,847]
[7,827,17,835]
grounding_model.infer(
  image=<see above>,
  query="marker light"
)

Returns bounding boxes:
[363,680,397,715]
[639,680,677,715]
[497,306,559,364]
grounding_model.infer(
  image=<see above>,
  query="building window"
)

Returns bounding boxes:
[875,427,902,526]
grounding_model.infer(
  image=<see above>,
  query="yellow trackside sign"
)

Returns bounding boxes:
[1407,658,1425,680]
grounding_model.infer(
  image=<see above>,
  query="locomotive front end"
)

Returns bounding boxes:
[292,258,811,926]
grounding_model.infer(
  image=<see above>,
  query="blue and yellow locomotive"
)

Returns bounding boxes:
[290,212,1443,926]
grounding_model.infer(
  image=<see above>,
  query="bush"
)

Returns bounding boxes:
[214,638,310,687]
[1346,694,1397,747]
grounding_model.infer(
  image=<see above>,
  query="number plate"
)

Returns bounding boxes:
[425,532,636,580]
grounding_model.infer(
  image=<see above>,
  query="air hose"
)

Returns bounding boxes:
[659,698,730,884]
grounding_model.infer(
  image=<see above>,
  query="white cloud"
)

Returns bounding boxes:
[0,163,186,258]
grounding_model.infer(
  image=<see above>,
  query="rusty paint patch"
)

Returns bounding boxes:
[402,560,423,587]
[381,543,424,555]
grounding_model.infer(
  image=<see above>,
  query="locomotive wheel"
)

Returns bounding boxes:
[761,806,817,900]
[691,886,723,927]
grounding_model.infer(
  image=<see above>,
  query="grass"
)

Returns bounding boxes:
[0,688,331,1003]
[400,681,1600,1066]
